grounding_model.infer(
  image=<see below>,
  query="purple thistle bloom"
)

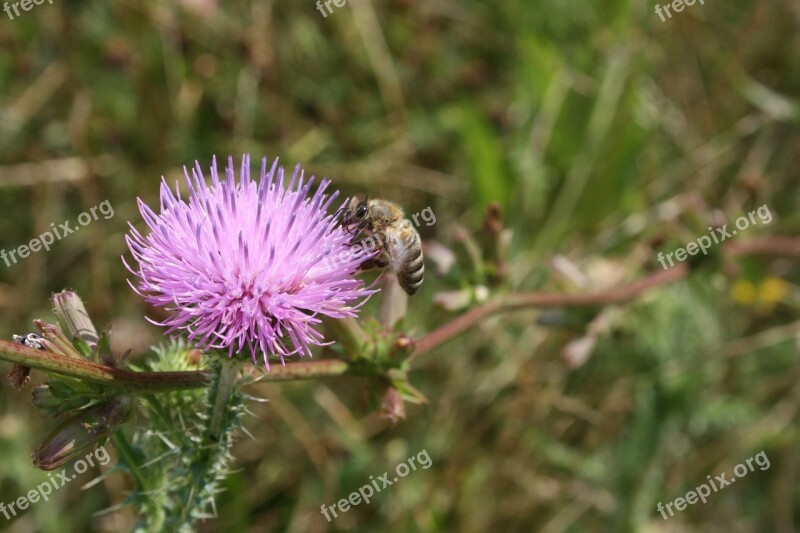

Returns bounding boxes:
[123,155,375,369]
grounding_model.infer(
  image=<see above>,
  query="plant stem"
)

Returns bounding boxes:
[410,263,689,361]
[208,358,239,440]
[321,316,369,356]
[0,340,209,392]
[407,236,798,362]
[725,236,800,256]
[113,430,149,491]
[252,359,350,381]
[1,339,356,391]
[377,274,407,329]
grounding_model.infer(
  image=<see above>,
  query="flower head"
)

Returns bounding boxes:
[124,155,374,369]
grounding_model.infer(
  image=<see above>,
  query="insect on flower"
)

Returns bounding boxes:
[340,195,424,295]
[123,155,375,369]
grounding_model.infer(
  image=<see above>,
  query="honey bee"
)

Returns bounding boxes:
[340,194,424,295]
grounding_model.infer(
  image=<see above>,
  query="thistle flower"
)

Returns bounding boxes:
[124,155,374,369]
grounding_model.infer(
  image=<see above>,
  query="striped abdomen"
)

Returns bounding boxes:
[398,240,424,295]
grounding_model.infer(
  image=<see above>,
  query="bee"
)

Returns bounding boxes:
[340,194,424,295]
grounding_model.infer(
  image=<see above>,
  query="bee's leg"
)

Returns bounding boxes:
[358,249,390,271]
[358,259,378,271]
[345,225,358,243]
[346,220,371,244]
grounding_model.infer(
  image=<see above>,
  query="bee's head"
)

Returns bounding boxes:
[340,194,370,230]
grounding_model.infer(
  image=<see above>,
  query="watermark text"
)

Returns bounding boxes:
[0,445,111,521]
[1,199,114,269]
[321,448,432,521]
[657,204,772,270]
[4,0,54,21]
[657,450,770,520]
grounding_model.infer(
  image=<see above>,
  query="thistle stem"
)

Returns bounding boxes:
[113,430,149,491]
[208,358,239,440]
[252,359,349,381]
[321,316,369,357]
[1,340,356,391]
[0,340,209,392]
[377,274,407,329]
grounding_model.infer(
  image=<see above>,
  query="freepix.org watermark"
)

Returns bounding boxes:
[656,450,770,520]
[657,204,772,270]
[320,449,433,522]
[315,0,347,18]
[654,0,705,22]
[3,0,54,21]
[0,445,111,521]
[1,199,114,268]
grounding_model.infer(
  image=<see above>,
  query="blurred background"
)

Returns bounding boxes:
[1,1,799,531]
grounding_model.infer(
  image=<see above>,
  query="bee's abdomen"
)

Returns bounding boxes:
[399,246,424,295]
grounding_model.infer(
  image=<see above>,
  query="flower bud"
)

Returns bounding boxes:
[379,386,405,425]
[32,396,131,470]
[51,290,99,353]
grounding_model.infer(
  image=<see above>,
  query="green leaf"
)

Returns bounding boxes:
[97,329,114,365]
[72,335,93,359]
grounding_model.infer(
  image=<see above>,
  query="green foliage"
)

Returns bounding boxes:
[31,376,108,417]
[115,342,247,532]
